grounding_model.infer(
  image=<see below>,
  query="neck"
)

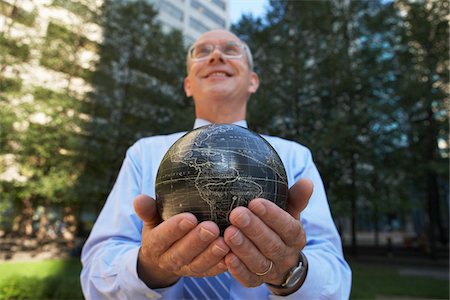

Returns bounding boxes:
[196,112,245,124]
[195,101,246,124]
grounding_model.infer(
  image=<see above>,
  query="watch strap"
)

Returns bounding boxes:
[266,251,308,290]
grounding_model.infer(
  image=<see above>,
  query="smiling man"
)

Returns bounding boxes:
[184,31,259,124]
[80,29,352,299]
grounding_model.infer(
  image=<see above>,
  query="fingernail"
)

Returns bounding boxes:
[230,230,244,246]
[235,211,250,227]
[252,201,266,216]
[199,227,215,241]
[212,244,228,256]
[179,219,195,231]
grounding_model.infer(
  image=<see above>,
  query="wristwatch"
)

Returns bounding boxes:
[267,251,308,290]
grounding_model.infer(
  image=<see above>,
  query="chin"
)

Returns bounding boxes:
[206,89,233,99]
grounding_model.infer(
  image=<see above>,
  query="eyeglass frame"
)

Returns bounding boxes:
[186,40,254,71]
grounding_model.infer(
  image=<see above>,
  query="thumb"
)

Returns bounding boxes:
[134,194,161,229]
[287,178,314,220]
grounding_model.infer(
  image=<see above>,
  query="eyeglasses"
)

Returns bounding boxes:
[189,41,247,62]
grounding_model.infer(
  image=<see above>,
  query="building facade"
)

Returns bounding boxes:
[148,0,230,45]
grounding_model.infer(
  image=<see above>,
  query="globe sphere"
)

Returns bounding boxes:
[156,124,288,234]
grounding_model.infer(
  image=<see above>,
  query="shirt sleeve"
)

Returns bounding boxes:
[270,142,352,299]
[80,142,185,300]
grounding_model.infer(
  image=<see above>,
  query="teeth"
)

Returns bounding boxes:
[209,72,227,77]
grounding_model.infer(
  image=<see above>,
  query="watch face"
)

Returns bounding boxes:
[268,253,307,290]
[284,262,305,288]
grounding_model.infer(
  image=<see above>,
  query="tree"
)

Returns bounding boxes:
[75,1,193,215]
[232,0,449,256]
[394,0,449,258]
[0,0,101,241]
[234,0,401,254]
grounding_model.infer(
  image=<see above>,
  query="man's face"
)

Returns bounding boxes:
[184,30,259,117]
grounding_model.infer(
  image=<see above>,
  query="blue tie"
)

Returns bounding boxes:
[184,272,231,300]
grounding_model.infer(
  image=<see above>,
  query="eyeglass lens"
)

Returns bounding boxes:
[191,42,243,60]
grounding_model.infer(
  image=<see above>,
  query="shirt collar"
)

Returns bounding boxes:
[193,118,248,129]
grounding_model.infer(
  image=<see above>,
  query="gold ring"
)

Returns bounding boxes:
[255,260,273,276]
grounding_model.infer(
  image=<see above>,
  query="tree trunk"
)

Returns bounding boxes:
[62,206,77,247]
[11,197,34,236]
[373,204,380,247]
[37,206,49,241]
[350,153,357,256]
[426,103,439,259]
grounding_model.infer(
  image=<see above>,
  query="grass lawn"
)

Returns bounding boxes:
[0,259,83,299]
[0,259,448,299]
[350,262,449,299]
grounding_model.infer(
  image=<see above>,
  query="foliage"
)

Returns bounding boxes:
[11,87,83,199]
[40,22,95,81]
[0,33,30,62]
[233,0,448,251]
[0,75,22,93]
[0,0,36,27]
[1,1,101,237]
[50,0,99,23]
[393,0,449,248]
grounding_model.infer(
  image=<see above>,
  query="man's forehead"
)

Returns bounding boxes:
[194,30,241,45]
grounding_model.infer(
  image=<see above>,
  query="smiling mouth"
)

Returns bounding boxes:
[205,71,231,78]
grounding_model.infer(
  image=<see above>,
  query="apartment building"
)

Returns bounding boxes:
[148,0,230,45]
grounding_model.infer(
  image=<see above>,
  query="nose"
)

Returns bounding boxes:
[208,47,225,64]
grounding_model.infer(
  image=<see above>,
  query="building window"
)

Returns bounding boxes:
[211,0,226,10]
[183,34,195,47]
[160,20,176,34]
[161,1,184,21]
[189,17,210,34]
[191,0,226,28]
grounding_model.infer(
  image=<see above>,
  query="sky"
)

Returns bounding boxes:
[229,0,269,24]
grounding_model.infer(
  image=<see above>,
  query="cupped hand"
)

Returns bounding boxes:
[223,178,313,288]
[134,194,230,288]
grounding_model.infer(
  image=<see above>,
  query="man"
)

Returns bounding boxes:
[81,29,352,299]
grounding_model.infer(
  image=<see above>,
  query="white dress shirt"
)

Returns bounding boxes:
[80,119,352,299]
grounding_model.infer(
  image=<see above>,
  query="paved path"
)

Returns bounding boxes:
[398,267,449,280]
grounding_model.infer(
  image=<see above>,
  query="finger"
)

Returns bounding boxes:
[225,253,262,288]
[159,221,220,273]
[248,199,305,248]
[287,178,313,219]
[134,194,161,229]
[149,213,198,257]
[185,237,230,275]
[194,258,229,277]
[223,224,276,279]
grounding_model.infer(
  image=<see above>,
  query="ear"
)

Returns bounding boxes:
[248,72,260,94]
[184,77,192,97]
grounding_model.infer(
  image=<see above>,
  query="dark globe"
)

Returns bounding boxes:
[155,124,288,234]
